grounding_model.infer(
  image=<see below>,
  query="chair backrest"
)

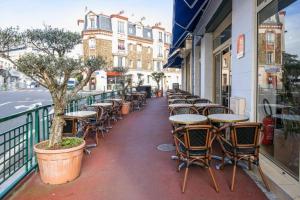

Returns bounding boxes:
[193,98,212,104]
[231,123,261,149]
[170,106,199,116]
[203,105,233,116]
[172,99,187,104]
[169,95,185,99]
[181,125,213,151]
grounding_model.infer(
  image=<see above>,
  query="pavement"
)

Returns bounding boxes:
[8,97,268,200]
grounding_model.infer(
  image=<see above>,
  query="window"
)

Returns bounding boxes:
[147,31,151,38]
[148,62,151,70]
[118,57,124,67]
[137,44,142,52]
[90,18,96,29]
[89,38,96,49]
[159,32,163,42]
[148,47,151,53]
[118,40,125,50]
[137,60,142,69]
[158,46,163,57]
[118,21,125,33]
[129,60,133,68]
[266,32,275,45]
[266,52,274,64]
[257,0,300,179]
[147,75,150,83]
[156,61,161,71]
[129,27,133,34]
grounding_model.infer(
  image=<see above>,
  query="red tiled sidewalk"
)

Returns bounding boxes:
[9,98,267,200]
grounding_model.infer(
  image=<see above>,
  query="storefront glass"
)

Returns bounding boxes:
[257,0,300,179]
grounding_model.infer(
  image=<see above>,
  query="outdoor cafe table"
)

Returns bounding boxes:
[193,103,220,108]
[89,102,113,108]
[207,113,249,169]
[105,98,123,102]
[169,114,207,125]
[168,99,186,104]
[64,111,97,135]
[168,104,193,109]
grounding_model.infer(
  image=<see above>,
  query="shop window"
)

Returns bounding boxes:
[257,0,300,179]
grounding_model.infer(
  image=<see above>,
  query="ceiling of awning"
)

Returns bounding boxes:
[163,50,183,69]
[170,0,209,54]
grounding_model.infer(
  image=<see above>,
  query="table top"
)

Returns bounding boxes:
[208,114,249,123]
[168,99,186,103]
[90,103,113,107]
[272,114,300,121]
[65,111,97,119]
[194,103,219,107]
[168,104,193,108]
[169,114,207,125]
[106,98,123,101]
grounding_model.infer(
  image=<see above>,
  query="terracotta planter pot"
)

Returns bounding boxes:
[121,102,131,115]
[34,139,85,184]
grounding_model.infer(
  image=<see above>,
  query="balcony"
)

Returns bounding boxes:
[4,95,268,200]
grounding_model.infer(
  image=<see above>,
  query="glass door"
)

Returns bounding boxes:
[214,47,232,106]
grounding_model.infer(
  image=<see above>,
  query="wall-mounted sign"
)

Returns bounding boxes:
[237,34,245,59]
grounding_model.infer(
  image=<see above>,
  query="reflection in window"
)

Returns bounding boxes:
[257,0,300,179]
[118,21,125,33]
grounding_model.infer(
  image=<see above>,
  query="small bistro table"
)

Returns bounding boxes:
[168,104,193,109]
[168,99,186,104]
[64,111,97,135]
[169,114,207,125]
[89,102,113,108]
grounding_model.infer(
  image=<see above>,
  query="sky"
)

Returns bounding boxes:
[0,0,173,32]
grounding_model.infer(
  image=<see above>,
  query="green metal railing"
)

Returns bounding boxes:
[0,89,127,199]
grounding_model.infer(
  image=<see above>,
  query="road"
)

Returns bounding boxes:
[0,88,52,118]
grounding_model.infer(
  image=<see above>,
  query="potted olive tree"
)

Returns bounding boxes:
[150,71,165,97]
[109,66,132,115]
[0,27,106,184]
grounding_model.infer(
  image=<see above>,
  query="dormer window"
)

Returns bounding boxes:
[118,21,125,33]
[90,18,96,29]
[159,32,163,42]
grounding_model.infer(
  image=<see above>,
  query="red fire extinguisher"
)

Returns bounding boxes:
[262,99,275,145]
[262,116,275,145]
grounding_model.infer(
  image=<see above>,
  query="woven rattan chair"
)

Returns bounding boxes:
[218,123,270,191]
[172,99,188,104]
[169,95,186,99]
[173,125,219,193]
[202,105,233,116]
[170,106,199,116]
[193,98,212,104]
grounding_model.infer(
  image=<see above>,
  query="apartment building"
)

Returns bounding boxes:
[78,11,181,91]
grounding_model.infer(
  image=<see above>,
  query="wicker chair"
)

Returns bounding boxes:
[170,106,199,116]
[169,95,186,99]
[202,105,233,116]
[193,98,212,104]
[173,125,219,193]
[218,123,270,191]
[172,99,187,104]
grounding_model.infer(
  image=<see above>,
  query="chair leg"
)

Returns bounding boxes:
[220,151,225,170]
[248,158,252,170]
[182,167,189,193]
[230,160,237,191]
[95,130,99,145]
[258,165,270,191]
[208,166,219,192]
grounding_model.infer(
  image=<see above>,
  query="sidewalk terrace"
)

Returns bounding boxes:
[8,98,267,200]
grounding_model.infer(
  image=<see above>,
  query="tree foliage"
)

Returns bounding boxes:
[150,71,165,90]
[0,26,107,147]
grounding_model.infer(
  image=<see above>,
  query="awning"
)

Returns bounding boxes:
[171,0,209,53]
[163,50,183,69]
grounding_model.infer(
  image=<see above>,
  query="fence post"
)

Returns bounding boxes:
[34,107,40,143]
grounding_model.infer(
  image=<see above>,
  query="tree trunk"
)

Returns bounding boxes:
[48,103,66,147]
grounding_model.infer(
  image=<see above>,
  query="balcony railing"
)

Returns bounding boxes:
[0,88,133,199]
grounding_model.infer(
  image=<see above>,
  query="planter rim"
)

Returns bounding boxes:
[34,138,86,154]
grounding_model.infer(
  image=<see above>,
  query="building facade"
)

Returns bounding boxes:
[168,0,300,198]
[79,11,181,91]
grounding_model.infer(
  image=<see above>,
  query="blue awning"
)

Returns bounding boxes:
[171,0,209,53]
[163,50,183,68]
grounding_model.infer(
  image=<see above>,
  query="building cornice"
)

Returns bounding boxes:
[111,14,128,21]
[82,29,113,36]
[128,35,153,44]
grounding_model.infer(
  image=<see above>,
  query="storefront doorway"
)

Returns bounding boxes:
[214,46,231,107]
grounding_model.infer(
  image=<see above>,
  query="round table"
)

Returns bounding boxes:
[168,104,193,109]
[194,103,219,108]
[207,114,249,123]
[65,111,97,119]
[106,99,123,102]
[169,114,207,125]
[90,102,113,107]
